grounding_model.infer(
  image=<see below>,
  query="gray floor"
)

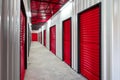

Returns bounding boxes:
[24,42,86,80]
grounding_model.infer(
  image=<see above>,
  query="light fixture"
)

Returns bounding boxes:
[42,16,46,19]
[41,13,46,16]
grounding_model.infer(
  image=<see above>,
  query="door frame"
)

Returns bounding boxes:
[62,17,72,67]
[77,3,101,80]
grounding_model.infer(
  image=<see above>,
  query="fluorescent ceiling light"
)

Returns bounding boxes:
[42,16,46,19]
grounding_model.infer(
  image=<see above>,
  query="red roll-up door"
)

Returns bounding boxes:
[40,32,42,44]
[20,10,25,80]
[63,18,71,66]
[32,33,38,41]
[78,4,101,80]
[44,30,46,46]
[50,26,56,55]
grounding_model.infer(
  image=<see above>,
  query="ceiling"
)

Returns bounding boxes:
[31,0,69,30]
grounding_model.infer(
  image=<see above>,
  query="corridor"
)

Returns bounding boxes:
[24,42,86,80]
[0,0,120,80]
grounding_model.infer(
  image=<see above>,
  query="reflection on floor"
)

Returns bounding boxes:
[24,42,86,80]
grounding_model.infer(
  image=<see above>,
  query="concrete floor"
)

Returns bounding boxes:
[24,42,86,80]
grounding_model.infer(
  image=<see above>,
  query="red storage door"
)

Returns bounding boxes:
[32,33,38,41]
[78,4,101,80]
[50,26,56,55]
[44,30,46,46]
[20,10,25,80]
[40,32,42,44]
[63,18,71,66]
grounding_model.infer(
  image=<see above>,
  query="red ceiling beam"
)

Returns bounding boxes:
[31,12,51,14]
[32,19,48,23]
[31,0,64,5]
[32,17,50,19]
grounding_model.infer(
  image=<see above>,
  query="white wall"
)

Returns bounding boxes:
[0,0,20,79]
[39,0,120,80]
[0,0,2,79]
[112,0,120,80]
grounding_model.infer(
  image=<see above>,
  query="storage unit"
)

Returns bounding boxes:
[78,4,101,80]
[62,18,72,66]
[20,10,26,80]
[32,33,38,41]
[44,30,46,46]
[50,25,56,55]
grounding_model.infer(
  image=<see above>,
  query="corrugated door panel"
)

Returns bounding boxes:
[78,4,101,80]
[44,30,46,46]
[40,32,42,44]
[63,18,71,66]
[50,26,56,54]
[20,10,25,80]
[32,33,38,41]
